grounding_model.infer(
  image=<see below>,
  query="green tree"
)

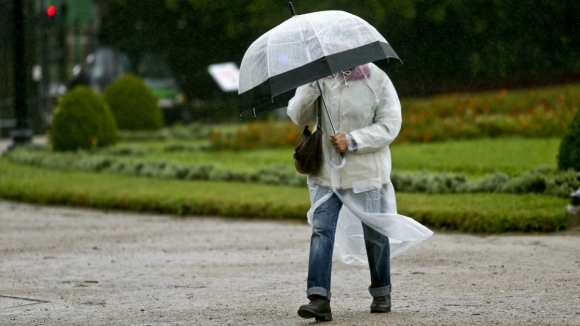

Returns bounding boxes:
[98,0,580,100]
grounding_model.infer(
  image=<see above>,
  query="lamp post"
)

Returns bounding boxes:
[9,0,32,150]
[567,172,580,228]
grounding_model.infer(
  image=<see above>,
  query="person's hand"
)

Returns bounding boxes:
[330,133,348,153]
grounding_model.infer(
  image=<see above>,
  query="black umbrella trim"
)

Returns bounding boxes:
[239,41,401,116]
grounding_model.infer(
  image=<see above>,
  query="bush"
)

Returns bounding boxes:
[462,171,510,193]
[103,74,164,131]
[557,108,580,171]
[50,86,117,151]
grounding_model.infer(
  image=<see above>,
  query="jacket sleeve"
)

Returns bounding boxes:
[348,73,402,153]
[287,83,321,126]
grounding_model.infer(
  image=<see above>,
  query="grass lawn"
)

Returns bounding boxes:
[118,137,560,176]
[391,137,560,176]
[139,143,294,172]
[0,158,310,218]
[0,158,569,232]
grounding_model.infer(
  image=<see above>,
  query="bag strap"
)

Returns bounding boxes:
[316,96,322,129]
[303,96,322,134]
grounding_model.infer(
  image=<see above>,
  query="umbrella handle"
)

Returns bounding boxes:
[326,152,346,169]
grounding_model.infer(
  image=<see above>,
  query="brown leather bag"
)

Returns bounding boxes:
[294,97,323,175]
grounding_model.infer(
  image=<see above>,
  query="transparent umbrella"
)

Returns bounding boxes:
[238,4,401,117]
[238,3,401,168]
[240,4,432,265]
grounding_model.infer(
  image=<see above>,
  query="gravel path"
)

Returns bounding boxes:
[1,200,579,325]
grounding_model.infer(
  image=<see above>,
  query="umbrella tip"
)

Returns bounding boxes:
[288,2,297,16]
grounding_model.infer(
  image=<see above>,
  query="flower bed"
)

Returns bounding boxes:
[209,83,579,149]
[210,120,303,151]
[399,84,579,142]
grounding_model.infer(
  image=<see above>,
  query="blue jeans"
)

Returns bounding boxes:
[306,191,391,301]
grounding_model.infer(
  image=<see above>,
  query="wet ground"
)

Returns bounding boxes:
[1,200,579,325]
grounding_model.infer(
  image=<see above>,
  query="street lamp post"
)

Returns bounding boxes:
[9,0,33,150]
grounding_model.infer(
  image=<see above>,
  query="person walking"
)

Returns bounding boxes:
[287,63,432,322]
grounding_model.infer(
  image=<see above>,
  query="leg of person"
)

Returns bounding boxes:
[362,221,392,313]
[298,192,342,322]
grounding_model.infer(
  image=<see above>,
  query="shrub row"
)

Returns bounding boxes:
[117,123,214,142]
[6,147,578,198]
[6,146,306,187]
[391,169,579,198]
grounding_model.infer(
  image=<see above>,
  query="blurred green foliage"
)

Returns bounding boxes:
[98,0,580,101]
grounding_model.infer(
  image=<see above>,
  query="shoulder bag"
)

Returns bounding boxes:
[294,97,323,175]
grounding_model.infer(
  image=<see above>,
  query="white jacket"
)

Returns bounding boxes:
[287,63,402,189]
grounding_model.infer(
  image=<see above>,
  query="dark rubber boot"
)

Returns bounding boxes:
[297,296,333,321]
[370,294,391,313]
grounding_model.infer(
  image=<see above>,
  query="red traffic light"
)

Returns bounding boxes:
[47,5,57,17]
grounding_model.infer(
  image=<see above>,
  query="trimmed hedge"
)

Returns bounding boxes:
[103,74,164,131]
[117,123,213,142]
[50,86,117,151]
[399,193,569,233]
[6,146,579,198]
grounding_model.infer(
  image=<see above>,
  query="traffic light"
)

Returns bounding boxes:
[46,5,57,18]
[45,4,66,26]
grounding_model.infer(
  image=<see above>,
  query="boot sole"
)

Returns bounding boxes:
[297,308,333,321]
[370,307,391,313]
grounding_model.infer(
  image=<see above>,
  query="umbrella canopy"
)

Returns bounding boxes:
[238,10,401,116]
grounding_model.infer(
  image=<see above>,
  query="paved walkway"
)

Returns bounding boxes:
[1,200,579,325]
[0,137,13,154]
[0,136,47,155]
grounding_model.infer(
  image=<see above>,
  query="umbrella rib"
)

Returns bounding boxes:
[304,18,328,57]
[266,32,272,82]
[269,40,317,46]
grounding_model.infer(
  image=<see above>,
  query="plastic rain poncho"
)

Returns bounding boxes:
[287,63,433,265]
